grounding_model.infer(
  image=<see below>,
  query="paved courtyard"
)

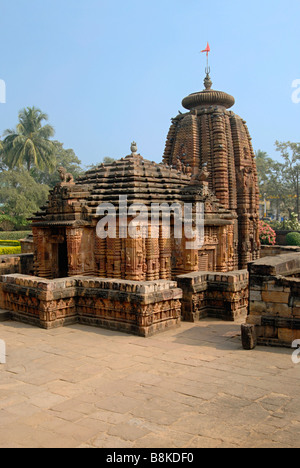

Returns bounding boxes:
[0,317,299,448]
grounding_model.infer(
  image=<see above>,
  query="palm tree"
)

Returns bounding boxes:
[1,107,56,172]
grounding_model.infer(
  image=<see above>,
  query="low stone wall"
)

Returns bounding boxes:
[177,270,249,322]
[242,252,300,348]
[0,275,182,336]
[260,245,300,258]
[20,235,34,254]
[0,254,34,276]
[274,230,300,246]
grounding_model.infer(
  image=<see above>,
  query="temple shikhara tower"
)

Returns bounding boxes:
[163,70,260,270]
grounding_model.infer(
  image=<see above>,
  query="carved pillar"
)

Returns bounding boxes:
[95,236,106,277]
[66,228,84,276]
[125,236,146,281]
[183,235,199,274]
[159,223,172,280]
[32,227,52,279]
[146,224,160,281]
[216,226,228,272]
[227,224,235,271]
[107,234,122,279]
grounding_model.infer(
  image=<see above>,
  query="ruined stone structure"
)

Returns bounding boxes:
[163,72,260,269]
[242,253,300,348]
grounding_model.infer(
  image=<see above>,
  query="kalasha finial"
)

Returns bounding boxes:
[201,42,212,90]
[131,141,138,156]
[204,72,212,90]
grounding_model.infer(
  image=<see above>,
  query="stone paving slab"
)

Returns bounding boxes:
[0,318,299,448]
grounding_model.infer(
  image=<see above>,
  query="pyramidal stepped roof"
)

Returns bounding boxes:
[76,149,192,210]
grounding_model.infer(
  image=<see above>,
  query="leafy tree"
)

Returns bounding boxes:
[103,157,116,165]
[31,141,84,187]
[1,107,56,172]
[275,141,300,218]
[255,150,288,219]
[0,214,17,231]
[85,156,116,171]
[0,169,50,226]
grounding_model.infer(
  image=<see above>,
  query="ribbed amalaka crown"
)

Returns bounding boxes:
[182,72,235,111]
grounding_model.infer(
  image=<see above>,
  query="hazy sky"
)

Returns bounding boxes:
[0,0,299,167]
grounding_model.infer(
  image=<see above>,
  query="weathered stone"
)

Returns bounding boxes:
[177,270,249,322]
[261,291,290,304]
[0,275,182,336]
[243,253,300,347]
[241,324,257,350]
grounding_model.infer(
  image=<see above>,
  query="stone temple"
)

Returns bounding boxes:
[0,72,260,336]
[30,72,260,281]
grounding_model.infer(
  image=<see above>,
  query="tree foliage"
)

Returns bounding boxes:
[256,142,300,219]
[0,169,50,225]
[31,140,84,188]
[1,107,56,172]
[0,107,86,227]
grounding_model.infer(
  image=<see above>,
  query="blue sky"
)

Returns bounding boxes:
[0,0,299,167]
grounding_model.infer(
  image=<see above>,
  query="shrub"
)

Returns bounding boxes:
[286,232,300,246]
[0,246,22,255]
[258,220,276,245]
[0,215,17,231]
[0,231,31,241]
[0,240,21,246]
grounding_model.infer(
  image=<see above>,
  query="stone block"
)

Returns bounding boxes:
[246,315,261,326]
[0,309,10,322]
[250,290,262,301]
[261,291,290,304]
[265,302,292,317]
[241,324,257,350]
[278,328,300,345]
[249,300,267,315]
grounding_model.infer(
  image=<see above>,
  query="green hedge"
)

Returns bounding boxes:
[0,231,31,241]
[0,240,21,246]
[286,232,300,247]
[0,246,22,255]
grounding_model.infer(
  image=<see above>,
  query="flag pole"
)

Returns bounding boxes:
[201,42,211,75]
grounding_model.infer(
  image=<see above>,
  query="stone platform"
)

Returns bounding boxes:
[0,275,182,337]
[0,318,298,448]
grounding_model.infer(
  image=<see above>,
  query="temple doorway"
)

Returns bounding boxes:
[58,235,69,278]
[50,228,69,278]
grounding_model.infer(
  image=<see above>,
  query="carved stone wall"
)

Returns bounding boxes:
[0,274,182,336]
[177,270,249,322]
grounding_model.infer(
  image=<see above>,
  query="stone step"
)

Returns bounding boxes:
[0,310,10,322]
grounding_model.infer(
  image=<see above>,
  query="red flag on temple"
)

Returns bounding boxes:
[201,42,211,57]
